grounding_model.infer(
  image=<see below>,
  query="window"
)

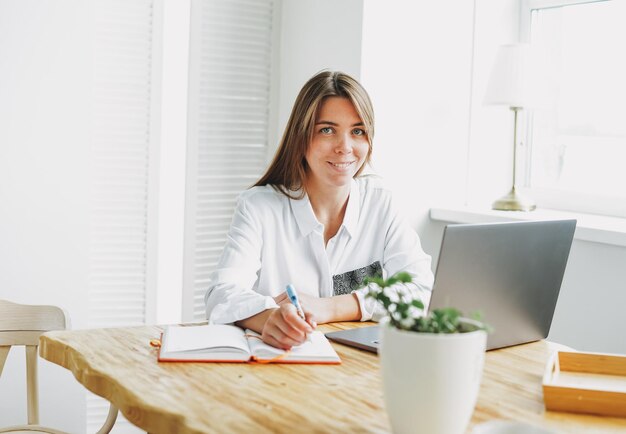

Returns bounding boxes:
[89,0,160,431]
[182,0,277,321]
[522,0,626,217]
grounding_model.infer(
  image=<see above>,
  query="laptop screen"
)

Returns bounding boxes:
[326,219,576,352]
[429,219,576,350]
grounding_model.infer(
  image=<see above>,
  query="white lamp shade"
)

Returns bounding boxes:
[484,44,535,108]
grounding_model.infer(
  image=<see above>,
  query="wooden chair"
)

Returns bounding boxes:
[0,300,118,434]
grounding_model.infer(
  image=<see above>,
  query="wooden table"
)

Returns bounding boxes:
[39,322,626,433]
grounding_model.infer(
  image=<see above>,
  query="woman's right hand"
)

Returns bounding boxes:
[261,304,315,350]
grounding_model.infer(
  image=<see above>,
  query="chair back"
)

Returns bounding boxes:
[0,299,69,433]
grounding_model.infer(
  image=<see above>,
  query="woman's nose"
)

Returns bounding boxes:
[335,133,353,154]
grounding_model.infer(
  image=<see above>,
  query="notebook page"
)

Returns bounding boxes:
[163,324,250,355]
[246,330,340,362]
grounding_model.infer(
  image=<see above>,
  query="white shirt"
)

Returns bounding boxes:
[205,176,434,324]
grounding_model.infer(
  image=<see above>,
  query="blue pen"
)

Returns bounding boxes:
[285,284,305,319]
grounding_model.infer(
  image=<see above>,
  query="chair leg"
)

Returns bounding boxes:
[6,344,117,434]
[25,345,39,425]
[95,404,118,434]
[0,346,10,376]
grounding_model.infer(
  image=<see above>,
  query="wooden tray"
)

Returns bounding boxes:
[543,351,626,418]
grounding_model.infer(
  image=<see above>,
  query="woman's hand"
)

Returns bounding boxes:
[261,303,316,350]
[274,292,333,324]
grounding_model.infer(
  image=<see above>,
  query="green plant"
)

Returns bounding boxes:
[364,272,490,334]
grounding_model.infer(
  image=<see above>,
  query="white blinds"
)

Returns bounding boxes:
[88,0,159,432]
[184,0,276,321]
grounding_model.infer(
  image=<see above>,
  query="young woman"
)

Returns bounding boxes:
[205,71,434,349]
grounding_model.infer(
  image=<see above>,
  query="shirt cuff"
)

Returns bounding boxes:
[209,295,279,325]
[353,286,386,322]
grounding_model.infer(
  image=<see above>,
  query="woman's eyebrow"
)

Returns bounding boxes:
[315,120,364,127]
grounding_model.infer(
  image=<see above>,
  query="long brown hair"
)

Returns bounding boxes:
[254,70,375,198]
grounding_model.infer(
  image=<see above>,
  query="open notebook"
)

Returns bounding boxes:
[158,324,341,364]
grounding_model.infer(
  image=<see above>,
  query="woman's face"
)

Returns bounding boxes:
[305,96,369,192]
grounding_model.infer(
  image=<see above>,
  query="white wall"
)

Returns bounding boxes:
[274,0,364,154]
[0,1,89,430]
[155,0,190,325]
[360,0,475,234]
[550,239,626,354]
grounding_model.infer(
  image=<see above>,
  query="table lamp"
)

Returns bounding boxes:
[484,43,536,211]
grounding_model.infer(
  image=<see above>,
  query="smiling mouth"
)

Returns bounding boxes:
[328,161,355,169]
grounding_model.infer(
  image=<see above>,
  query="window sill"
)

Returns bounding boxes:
[429,206,626,248]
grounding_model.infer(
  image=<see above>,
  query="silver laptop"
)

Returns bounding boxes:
[326,219,576,352]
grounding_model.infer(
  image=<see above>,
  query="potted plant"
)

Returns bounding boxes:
[365,272,490,434]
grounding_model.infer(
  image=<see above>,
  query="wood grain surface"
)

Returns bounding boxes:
[39,323,626,433]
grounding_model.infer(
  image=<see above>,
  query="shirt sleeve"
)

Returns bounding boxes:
[204,194,278,324]
[352,194,434,322]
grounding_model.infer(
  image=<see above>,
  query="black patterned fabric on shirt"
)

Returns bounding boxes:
[332,261,382,296]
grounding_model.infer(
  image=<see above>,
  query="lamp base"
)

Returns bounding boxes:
[492,188,536,212]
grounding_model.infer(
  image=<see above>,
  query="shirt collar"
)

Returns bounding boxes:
[290,190,320,237]
[289,179,360,238]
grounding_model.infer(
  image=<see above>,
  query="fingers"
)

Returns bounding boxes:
[280,304,313,334]
[277,293,317,328]
[262,333,293,350]
[262,326,300,350]
[262,305,312,349]
[274,291,317,323]
[304,310,317,329]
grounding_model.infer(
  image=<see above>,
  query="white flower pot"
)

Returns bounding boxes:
[380,321,487,434]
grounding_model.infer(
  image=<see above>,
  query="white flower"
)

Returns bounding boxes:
[408,305,424,318]
[399,316,416,329]
[391,311,403,323]
[382,287,400,303]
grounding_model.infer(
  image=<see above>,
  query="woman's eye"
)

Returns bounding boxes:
[320,127,333,134]
[353,128,366,136]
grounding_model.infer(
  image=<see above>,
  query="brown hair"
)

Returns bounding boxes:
[254,70,375,198]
